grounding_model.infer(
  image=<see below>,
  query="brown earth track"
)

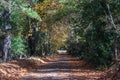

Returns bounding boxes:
[20,53,104,80]
[0,53,119,80]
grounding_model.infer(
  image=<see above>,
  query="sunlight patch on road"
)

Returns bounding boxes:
[29,57,46,63]
[37,68,81,72]
[24,72,70,79]
[57,50,67,54]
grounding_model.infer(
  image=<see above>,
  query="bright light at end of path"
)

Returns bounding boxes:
[57,50,67,54]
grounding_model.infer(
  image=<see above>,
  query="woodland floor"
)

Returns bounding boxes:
[0,52,120,80]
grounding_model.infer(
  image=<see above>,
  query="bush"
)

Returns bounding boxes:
[83,21,114,68]
[67,40,84,57]
[11,36,27,59]
[67,21,115,68]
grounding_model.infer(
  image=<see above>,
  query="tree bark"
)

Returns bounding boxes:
[3,10,11,62]
[106,4,118,60]
[100,0,118,60]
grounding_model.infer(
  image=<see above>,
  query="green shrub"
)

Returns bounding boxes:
[83,21,114,68]
[11,36,27,58]
[67,40,84,57]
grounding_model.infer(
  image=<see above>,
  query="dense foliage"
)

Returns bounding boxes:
[11,36,27,58]
[0,0,69,60]
[0,0,120,68]
[67,0,120,68]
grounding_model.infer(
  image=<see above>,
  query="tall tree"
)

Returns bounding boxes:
[0,0,42,61]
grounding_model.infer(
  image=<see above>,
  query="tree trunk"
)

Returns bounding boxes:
[106,4,118,60]
[3,33,11,62]
[3,10,11,62]
[100,0,118,60]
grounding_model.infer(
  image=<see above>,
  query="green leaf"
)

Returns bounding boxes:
[20,6,42,21]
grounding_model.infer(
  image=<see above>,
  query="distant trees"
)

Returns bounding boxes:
[0,0,69,61]
[34,0,69,54]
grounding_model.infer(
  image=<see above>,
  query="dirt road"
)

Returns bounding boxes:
[21,53,104,80]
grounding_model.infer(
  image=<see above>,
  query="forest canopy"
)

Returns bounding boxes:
[0,0,120,68]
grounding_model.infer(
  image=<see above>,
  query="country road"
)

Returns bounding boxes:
[21,52,104,80]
